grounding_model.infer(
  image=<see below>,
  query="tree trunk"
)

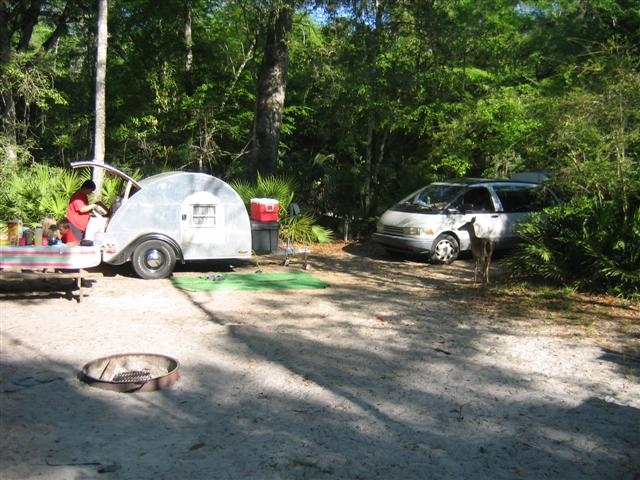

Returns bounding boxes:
[362,0,384,218]
[184,0,193,97]
[17,1,43,51]
[93,0,108,196]
[1,3,17,162]
[250,5,292,179]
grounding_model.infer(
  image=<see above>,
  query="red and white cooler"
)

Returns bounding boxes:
[250,198,279,222]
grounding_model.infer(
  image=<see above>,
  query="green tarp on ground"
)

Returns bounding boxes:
[170,271,328,292]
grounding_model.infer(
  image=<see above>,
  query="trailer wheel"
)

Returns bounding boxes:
[132,240,176,279]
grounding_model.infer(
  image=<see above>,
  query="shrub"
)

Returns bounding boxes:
[231,173,334,244]
[0,163,123,230]
[507,200,640,299]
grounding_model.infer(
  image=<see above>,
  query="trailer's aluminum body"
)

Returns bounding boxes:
[104,170,252,263]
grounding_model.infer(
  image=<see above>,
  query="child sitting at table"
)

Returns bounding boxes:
[41,215,56,244]
[57,219,80,246]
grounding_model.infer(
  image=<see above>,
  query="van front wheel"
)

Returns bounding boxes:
[430,234,459,265]
[132,240,176,279]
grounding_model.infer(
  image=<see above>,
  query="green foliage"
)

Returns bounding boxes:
[504,38,640,298]
[507,201,640,299]
[231,173,296,216]
[0,163,123,229]
[1,52,68,112]
[0,164,80,228]
[279,211,334,244]
[230,173,334,244]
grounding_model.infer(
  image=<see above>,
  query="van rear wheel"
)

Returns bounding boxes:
[132,240,176,279]
[430,234,459,264]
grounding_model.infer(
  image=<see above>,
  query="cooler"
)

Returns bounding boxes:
[250,198,279,222]
[251,221,279,254]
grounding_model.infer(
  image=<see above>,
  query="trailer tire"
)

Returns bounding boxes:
[132,240,176,279]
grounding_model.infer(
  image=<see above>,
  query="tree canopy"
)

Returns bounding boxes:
[1,0,638,221]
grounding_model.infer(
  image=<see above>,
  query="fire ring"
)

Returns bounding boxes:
[80,353,179,393]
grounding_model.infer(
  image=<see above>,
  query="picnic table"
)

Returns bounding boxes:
[0,245,102,302]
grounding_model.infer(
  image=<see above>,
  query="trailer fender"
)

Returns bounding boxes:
[126,234,185,280]
[129,234,185,263]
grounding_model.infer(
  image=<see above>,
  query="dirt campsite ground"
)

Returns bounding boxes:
[1,241,639,480]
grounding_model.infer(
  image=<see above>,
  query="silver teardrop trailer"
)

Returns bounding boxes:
[72,161,303,279]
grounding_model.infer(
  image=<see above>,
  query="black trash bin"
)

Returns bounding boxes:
[251,221,279,254]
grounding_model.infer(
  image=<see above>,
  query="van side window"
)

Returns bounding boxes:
[460,187,495,212]
[493,185,554,212]
[192,204,217,227]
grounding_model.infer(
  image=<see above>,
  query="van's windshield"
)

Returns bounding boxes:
[394,184,465,212]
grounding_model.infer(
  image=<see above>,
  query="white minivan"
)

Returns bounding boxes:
[372,178,559,263]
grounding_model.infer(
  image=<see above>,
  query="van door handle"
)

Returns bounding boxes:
[491,214,499,218]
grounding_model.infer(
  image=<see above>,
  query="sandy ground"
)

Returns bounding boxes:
[1,242,639,480]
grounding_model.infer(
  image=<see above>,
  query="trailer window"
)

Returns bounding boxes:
[192,204,217,227]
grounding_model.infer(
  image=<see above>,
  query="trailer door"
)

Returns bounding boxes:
[180,192,225,258]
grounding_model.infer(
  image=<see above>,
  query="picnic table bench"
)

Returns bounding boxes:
[0,245,102,302]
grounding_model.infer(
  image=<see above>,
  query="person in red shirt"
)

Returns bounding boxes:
[57,220,80,246]
[66,180,97,241]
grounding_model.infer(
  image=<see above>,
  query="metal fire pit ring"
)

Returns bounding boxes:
[80,353,179,393]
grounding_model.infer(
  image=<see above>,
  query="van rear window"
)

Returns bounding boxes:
[493,185,555,212]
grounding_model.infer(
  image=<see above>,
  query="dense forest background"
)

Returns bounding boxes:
[1,0,639,296]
